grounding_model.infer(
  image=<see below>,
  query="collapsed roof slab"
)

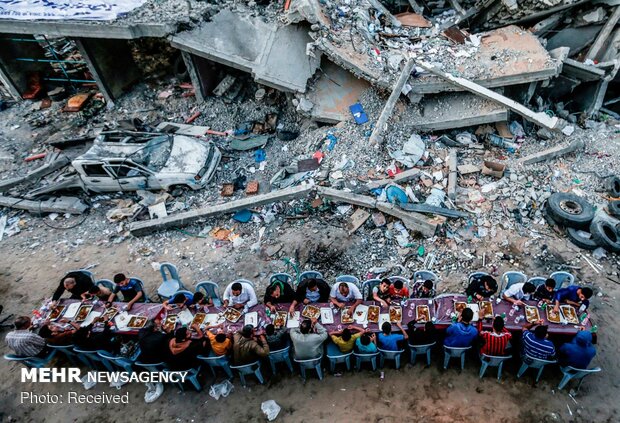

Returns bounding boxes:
[0,20,174,39]
[171,10,320,93]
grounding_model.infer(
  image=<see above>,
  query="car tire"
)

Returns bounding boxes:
[608,200,620,218]
[605,176,620,197]
[566,227,598,250]
[589,216,620,253]
[543,203,562,228]
[546,193,595,229]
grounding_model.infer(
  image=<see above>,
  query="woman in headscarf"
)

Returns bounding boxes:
[558,330,596,369]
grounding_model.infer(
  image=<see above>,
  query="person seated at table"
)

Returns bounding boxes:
[38,319,80,346]
[329,282,363,315]
[465,275,498,300]
[372,279,392,307]
[553,286,593,314]
[137,320,171,364]
[290,318,327,360]
[52,272,95,303]
[189,291,213,311]
[264,279,295,313]
[503,282,536,307]
[265,324,289,351]
[163,292,192,311]
[72,316,118,353]
[81,285,112,301]
[378,322,408,351]
[533,279,556,303]
[204,323,233,356]
[233,324,270,365]
[355,332,378,354]
[289,278,331,316]
[5,316,48,357]
[558,330,596,369]
[106,273,144,311]
[412,279,436,299]
[329,325,364,353]
[444,308,478,348]
[167,324,208,371]
[521,320,555,361]
[223,281,258,312]
[407,321,437,346]
[388,280,409,301]
[477,313,511,356]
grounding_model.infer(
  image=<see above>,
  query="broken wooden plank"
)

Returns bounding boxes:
[586,6,620,61]
[0,195,88,214]
[364,168,421,191]
[517,138,585,165]
[0,156,71,193]
[369,59,415,145]
[346,209,371,234]
[447,149,457,200]
[375,202,438,237]
[129,185,313,236]
[399,202,469,219]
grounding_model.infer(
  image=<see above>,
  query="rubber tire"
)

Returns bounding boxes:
[609,200,620,218]
[546,193,595,230]
[605,176,620,198]
[589,216,620,253]
[566,227,598,250]
[543,204,562,228]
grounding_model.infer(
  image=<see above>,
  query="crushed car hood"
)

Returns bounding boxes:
[159,136,210,175]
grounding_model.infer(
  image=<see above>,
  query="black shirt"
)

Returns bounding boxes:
[465,278,496,298]
[138,329,171,364]
[294,279,331,303]
[533,284,555,301]
[52,271,95,301]
[264,281,295,305]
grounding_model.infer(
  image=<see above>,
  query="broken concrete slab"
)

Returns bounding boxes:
[395,12,431,28]
[0,155,70,193]
[399,202,469,219]
[563,58,606,82]
[375,202,438,237]
[0,195,88,214]
[346,208,371,234]
[318,187,378,209]
[365,168,421,191]
[586,6,620,61]
[547,25,604,57]
[517,138,585,165]
[129,184,314,236]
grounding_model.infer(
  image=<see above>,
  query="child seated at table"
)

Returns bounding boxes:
[265,324,289,351]
[163,293,192,311]
[413,280,436,299]
[355,332,378,354]
[204,323,232,357]
[407,321,437,346]
[378,322,408,351]
[388,280,409,301]
[189,292,213,311]
[81,285,112,301]
[533,279,556,303]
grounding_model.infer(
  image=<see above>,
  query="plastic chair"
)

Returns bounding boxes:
[354,351,379,371]
[159,262,181,284]
[468,272,490,284]
[229,361,264,387]
[558,366,601,391]
[97,350,137,374]
[197,353,233,379]
[195,281,222,307]
[294,354,323,381]
[326,342,352,373]
[163,366,202,391]
[443,346,471,370]
[336,275,361,289]
[73,347,115,372]
[527,277,547,288]
[298,271,323,287]
[412,270,439,292]
[378,348,405,369]
[550,272,575,290]
[517,354,557,383]
[479,353,511,380]
[500,271,528,293]
[270,273,294,287]
[158,263,184,300]
[409,342,435,367]
[134,361,167,373]
[269,345,294,375]
[388,276,409,287]
[361,279,381,301]
[69,269,95,283]
[3,349,56,368]
[48,344,80,366]
[171,290,194,302]
[96,279,116,291]
[233,278,255,289]
[130,277,150,303]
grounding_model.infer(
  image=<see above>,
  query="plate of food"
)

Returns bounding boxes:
[367,305,380,323]
[416,305,430,323]
[48,305,66,321]
[74,305,93,322]
[389,306,402,323]
[525,305,540,323]
[191,313,207,327]
[546,307,562,324]
[273,311,288,329]
[354,305,368,324]
[127,316,148,329]
[341,309,354,324]
[244,312,258,327]
[454,302,467,314]
[102,307,119,321]
[320,308,334,324]
[223,308,242,323]
[205,313,224,326]
[162,315,178,332]
[561,305,579,324]
[301,305,321,320]
[480,301,493,319]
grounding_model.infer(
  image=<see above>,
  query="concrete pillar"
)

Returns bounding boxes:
[181,51,205,103]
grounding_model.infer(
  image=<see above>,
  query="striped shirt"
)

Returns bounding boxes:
[5,330,46,357]
[478,322,512,356]
[522,331,555,360]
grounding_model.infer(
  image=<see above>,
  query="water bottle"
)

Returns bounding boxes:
[467,296,473,303]
[488,134,519,153]
[590,325,598,333]
[495,297,502,305]
[501,312,506,319]
[509,307,515,317]
[578,304,586,313]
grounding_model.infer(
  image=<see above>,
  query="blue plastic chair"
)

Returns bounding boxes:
[230,361,264,387]
[409,342,435,367]
[270,273,294,287]
[197,353,233,379]
[517,354,557,383]
[550,272,575,290]
[558,366,601,391]
[269,345,294,375]
[326,342,352,373]
[443,346,471,370]
[73,347,115,372]
[233,279,255,289]
[468,272,490,284]
[336,275,361,289]
[97,350,138,374]
[96,279,116,291]
[158,263,184,300]
[48,344,80,366]
[354,350,379,371]
[527,277,547,288]
[361,279,381,301]
[294,354,323,381]
[195,281,222,307]
[378,348,405,369]
[69,269,95,283]
[412,270,439,292]
[3,349,57,368]
[171,290,194,302]
[479,353,511,380]
[500,271,528,293]
[134,361,167,373]
[163,366,202,391]
[130,277,150,303]
[298,271,323,287]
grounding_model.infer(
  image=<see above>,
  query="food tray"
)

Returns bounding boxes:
[546,307,562,324]
[74,305,93,322]
[244,312,258,327]
[127,316,148,329]
[389,306,402,323]
[480,301,493,319]
[367,306,380,323]
[191,313,207,327]
[223,308,242,323]
[273,311,288,329]
[320,308,334,324]
[354,305,368,324]
[162,315,178,332]
[48,305,66,321]
[340,309,354,324]
[454,302,467,314]
[525,306,540,323]
[416,305,430,323]
[301,305,321,320]
[561,305,579,324]
[102,307,119,321]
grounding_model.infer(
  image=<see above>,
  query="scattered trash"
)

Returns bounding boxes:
[261,400,281,421]
[209,380,233,400]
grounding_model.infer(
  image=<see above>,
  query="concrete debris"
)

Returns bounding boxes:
[0,195,88,215]
[517,138,586,165]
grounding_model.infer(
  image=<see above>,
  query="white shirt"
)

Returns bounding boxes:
[223,282,258,309]
[330,282,362,302]
[504,283,530,301]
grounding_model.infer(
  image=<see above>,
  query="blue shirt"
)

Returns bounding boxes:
[554,286,589,308]
[377,333,404,351]
[444,322,478,348]
[522,331,556,360]
[112,278,144,302]
[355,338,377,354]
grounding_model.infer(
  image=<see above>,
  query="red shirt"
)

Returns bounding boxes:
[388,285,409,299]
[478,321,512,356]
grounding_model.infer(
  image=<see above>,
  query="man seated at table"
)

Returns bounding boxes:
[106,273,145,311]
[189,292,213,311]
[233,324,270,365]
[330,282,363,315]
[204,323,233,357]
[167,324,208,370]
[5,316,48,357]
[163,292,192,311]
[329,325,364,353]
[81,285,112,301]
[388,280,409,301]
[73,315,118,353]
[372,279,391,307]
[553,286,593,314]
[407,321,437,347]
[444,308,478,348]
[223,281,258,312]
[355,332,378,354]
[38,318,80,346]
[521,320,555,361]
[558,330,596,369]
[477,312,512,356]
[289,278,331,316]
[52,271,95,303]
[265,324,289,351]
[465,275,498,300]
[137,321,169,403]
[412,279,436,299]
[264,279,295,313]
[290,318,328,360]
[378,321,408,351]
[533,279,556,303]
[502,282,536,307]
